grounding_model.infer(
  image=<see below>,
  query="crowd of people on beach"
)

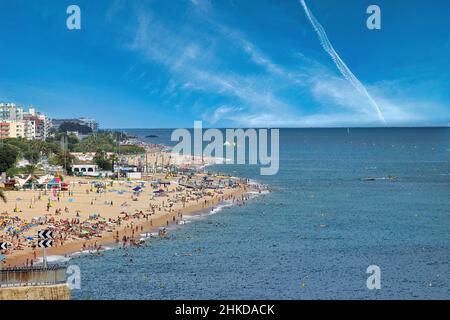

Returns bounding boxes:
[1,171,262,268]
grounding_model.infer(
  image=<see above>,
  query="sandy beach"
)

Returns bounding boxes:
[1,166,252,267]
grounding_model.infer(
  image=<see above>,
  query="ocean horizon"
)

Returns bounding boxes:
[65,128,450,299]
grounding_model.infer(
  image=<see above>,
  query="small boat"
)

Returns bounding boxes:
[361,175,397,181]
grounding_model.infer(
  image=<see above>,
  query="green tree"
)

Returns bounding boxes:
[0,144,19,172]
[94,151,112,171]
[22,164,44,176]
[6,167,21,177]
[23,150,41,164]
[95,158,112,171]
[59,122,92,134]
[109,154,119,172]
[49,152,75,167]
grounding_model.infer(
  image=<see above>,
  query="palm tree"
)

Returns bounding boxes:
[109,154,119,173]
[23,164,39,176]
[0,189,6,203]
[21,164,45,178]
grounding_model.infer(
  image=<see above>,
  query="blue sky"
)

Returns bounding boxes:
[0,0,449,128]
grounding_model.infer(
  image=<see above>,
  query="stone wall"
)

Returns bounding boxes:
[0,284,71,300]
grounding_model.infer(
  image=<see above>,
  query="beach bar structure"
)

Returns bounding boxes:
[71,164,100,176]
[11,174,68,191]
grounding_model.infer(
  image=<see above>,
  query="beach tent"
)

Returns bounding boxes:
[37,175,51,184]
[16,174,40,187]
[49,176,61,184]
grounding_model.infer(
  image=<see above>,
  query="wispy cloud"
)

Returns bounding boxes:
[121,1,448,127]
[204,105,243,124]
[127,9,297,120]
[189,0,213,13]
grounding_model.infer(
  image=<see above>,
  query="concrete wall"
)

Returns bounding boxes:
[0,284,71,300]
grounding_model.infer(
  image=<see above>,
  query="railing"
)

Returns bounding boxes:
[0,266,67,288]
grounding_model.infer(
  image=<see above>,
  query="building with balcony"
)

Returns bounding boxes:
[0,103,24,121]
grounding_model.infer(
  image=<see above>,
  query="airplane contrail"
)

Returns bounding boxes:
[299,0,386,124]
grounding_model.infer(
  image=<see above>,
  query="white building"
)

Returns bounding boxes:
[24,119,36,140]
[0,103,23,121]
[71,164,100,176]
[78,117,99,131]
[23,107,51,140]
[71,164,113,177]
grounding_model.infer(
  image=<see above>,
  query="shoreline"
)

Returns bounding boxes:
[4,184,250,267]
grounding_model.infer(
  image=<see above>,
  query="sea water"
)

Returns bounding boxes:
[70,128,450,299]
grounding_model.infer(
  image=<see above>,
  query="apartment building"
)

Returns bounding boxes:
[23,107,51,140]
[0,103,24,121]
[0,120,25,138]
[0,103,51,140]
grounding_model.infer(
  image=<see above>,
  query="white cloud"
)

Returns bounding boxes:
[203,105,243,124]
[123,3,449,127]
[128,10,297,119]
[189,0,212,13]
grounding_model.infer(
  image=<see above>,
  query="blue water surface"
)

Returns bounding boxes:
[71,128,450,299]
